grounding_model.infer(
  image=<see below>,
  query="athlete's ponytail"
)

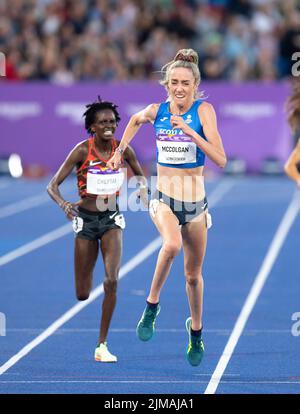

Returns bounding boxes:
[160,49,202,99]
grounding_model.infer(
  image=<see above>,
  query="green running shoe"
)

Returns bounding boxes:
[185,317,204,366]
[136,303,161,341]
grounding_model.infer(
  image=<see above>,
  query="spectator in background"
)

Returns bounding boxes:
[200,32,229,80]
[279,10,300,77]
[1,0,299,83]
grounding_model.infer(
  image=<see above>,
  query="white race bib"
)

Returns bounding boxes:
[157,138,197,164]
[72,216,84,233]
[114,213,126,229]
[86,168,124,195]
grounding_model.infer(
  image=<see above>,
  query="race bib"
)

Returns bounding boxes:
[72,216,84,233]
[157,135,197,164]
[114,213,126,230]
[86,168,124,195]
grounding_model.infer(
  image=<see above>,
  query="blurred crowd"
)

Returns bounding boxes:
[1,0,300,83]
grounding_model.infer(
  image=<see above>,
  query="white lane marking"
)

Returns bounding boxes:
[0,179,234,376]
[0,237,162,376]
[0,380,299,385]
[0,185,75,219]
[205,190,300,395]
[206,179,235,207]
[0,194,50,218]
[0,223,72,267]
[4,328,294,334]
[0,178,233,268]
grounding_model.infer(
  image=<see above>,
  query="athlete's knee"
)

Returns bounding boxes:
[185,271,203,287]
[162,240,181,258]
[75,274,92,300]
[76,290,90,301]
[104,277,118,295]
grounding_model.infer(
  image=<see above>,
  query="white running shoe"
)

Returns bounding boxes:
[94,342,117,362]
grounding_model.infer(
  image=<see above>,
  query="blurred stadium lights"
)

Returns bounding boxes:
[0,153,23,177]
[223,157,246,175]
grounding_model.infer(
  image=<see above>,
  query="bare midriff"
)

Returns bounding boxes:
[75,194,118,212]
[157,164,205,202]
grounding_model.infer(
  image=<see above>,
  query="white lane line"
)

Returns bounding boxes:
[0,185,75,219]
[0,194,51,219]
[0,223,72,267]
[205,190,300,395]
[0,179,235,376]
[0,381,214,384]
[0,177,231,220]
[207,179,235,207]
[0,380,299,385]
[0,237,162,376]
[0,179,233,269]
[4,328,293,334]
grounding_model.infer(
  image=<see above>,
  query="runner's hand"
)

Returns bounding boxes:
[138,187,150,209]
[61,201,78,220]
[170,115,192,135]
[107,151,122,170]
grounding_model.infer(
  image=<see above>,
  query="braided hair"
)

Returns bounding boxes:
[83,96,121,134]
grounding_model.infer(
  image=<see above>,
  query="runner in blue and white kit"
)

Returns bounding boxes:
[108,49,227,366]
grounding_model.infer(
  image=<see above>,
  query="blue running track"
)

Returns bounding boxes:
[0,175,299,394]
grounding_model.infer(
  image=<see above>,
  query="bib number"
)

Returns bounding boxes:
[72,216,84,233]
[114,213,126,230]
[86,168,124,195]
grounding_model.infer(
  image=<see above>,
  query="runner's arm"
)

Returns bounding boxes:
[47,143,85,211]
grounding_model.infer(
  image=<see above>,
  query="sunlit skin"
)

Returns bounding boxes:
[168,67,198,115]
[284,138,300,189]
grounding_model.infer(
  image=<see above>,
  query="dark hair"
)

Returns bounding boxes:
[286,78,300,133]
[83,96,121,134]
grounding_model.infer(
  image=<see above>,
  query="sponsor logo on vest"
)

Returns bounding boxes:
[159,128,183,135]
[185,114,192,124]
[89,160,103,166]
